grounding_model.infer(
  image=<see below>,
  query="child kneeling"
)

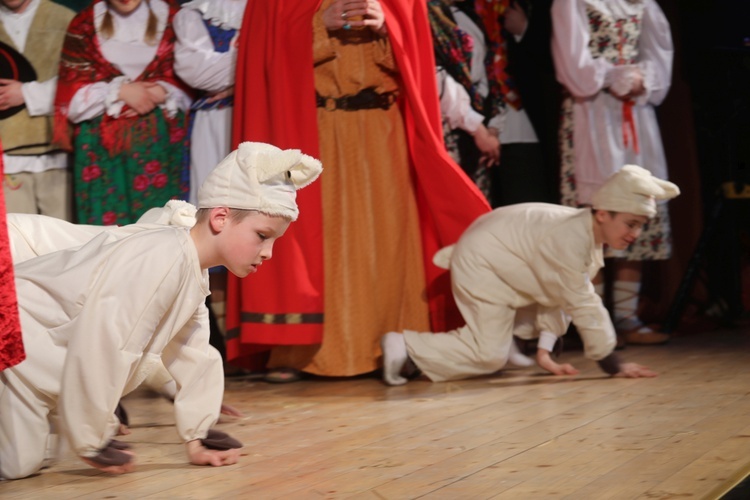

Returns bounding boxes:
[382,165,679,385]
[0,143,321,478]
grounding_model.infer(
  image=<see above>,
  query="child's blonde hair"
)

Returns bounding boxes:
[194,208,263,225]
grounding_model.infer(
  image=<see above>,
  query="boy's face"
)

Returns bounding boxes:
[595,211,649,250]
[215,211,291,278]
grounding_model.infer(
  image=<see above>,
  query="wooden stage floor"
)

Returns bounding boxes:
[2,326,750,499]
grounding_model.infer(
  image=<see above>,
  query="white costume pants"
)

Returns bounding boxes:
[0,370,55,479]
[404,253,569,382]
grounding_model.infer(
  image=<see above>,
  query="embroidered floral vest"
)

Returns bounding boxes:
[585,0,644,65]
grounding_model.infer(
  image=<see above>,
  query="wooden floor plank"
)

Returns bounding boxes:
[1,327,748,499]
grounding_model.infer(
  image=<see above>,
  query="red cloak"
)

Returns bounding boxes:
[0,141,24,370]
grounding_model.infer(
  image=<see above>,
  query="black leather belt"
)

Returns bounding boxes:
[316,87,398,111]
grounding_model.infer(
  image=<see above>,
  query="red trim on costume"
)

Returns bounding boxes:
[0,47,20,80]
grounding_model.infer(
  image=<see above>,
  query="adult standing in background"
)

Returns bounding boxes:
[225,0,490,379]
[173,0,247,369]
[428,0,502,199]
[173,0,245,206]
[476,0,561,207]
[0,0,75,221]
[54,0,192,226]
[551,0,674,345]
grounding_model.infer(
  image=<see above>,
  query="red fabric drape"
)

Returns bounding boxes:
[0,140,24,370]
[226,0,491,361]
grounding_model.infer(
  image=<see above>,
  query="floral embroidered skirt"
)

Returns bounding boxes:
[559,97,673,261]
[73,109,188,225]
[442,118,491,201]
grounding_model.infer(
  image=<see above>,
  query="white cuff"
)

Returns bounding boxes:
[488,106,507,135]
[464,109,485,135]
[21,79,56,116]
[635,61,655,106]
[157,81,191,117]
[105,76,131,118]
[537,331,559,352]
[605,65,637,97]
[159,86,179,119]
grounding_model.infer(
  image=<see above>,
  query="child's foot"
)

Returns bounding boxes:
[507,341,535,368]
[381,332,408,386]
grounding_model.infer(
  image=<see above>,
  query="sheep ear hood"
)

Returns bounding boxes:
[197,142,323,221]
[591,164,680,217]
[433,244,455,270]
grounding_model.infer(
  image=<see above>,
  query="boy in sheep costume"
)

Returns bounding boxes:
[0,142,321,479]
[381,165,679,385]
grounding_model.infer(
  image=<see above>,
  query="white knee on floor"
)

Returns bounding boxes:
[474,349,509,374]
[0,452,45,480]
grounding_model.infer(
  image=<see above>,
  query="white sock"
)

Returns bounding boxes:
[613,280,649,332]
[507,340,535,368]
[381,332,408,386]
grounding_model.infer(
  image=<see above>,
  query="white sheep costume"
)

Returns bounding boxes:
[0,143,322,479]
[383,165,679,385]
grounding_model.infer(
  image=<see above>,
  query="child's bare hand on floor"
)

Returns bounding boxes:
[616,362,658,378]
[81,449,135,474]
[186,440,240,467]
[536,349,580,376]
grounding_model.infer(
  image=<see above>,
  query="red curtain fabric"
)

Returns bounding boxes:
[0,140,24,370]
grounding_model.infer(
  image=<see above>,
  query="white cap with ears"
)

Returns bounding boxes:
[197,142,323,220]
[591,164,680,217]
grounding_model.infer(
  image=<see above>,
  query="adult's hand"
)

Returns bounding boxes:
[503,2,527,37]
[0,78,25,111]
[322,0,386,35]
[119,82,158,115]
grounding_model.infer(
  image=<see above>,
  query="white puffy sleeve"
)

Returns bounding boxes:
[436,67,484,134]
[551,0,614,98]
[635,0,673,106]
[161,303,223,443]
[66,79,128,122]
[58,234,192,457]
[173,8,237,93]
[6,214,111,264]
[21,78,57,116]
[535,227,616,361]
